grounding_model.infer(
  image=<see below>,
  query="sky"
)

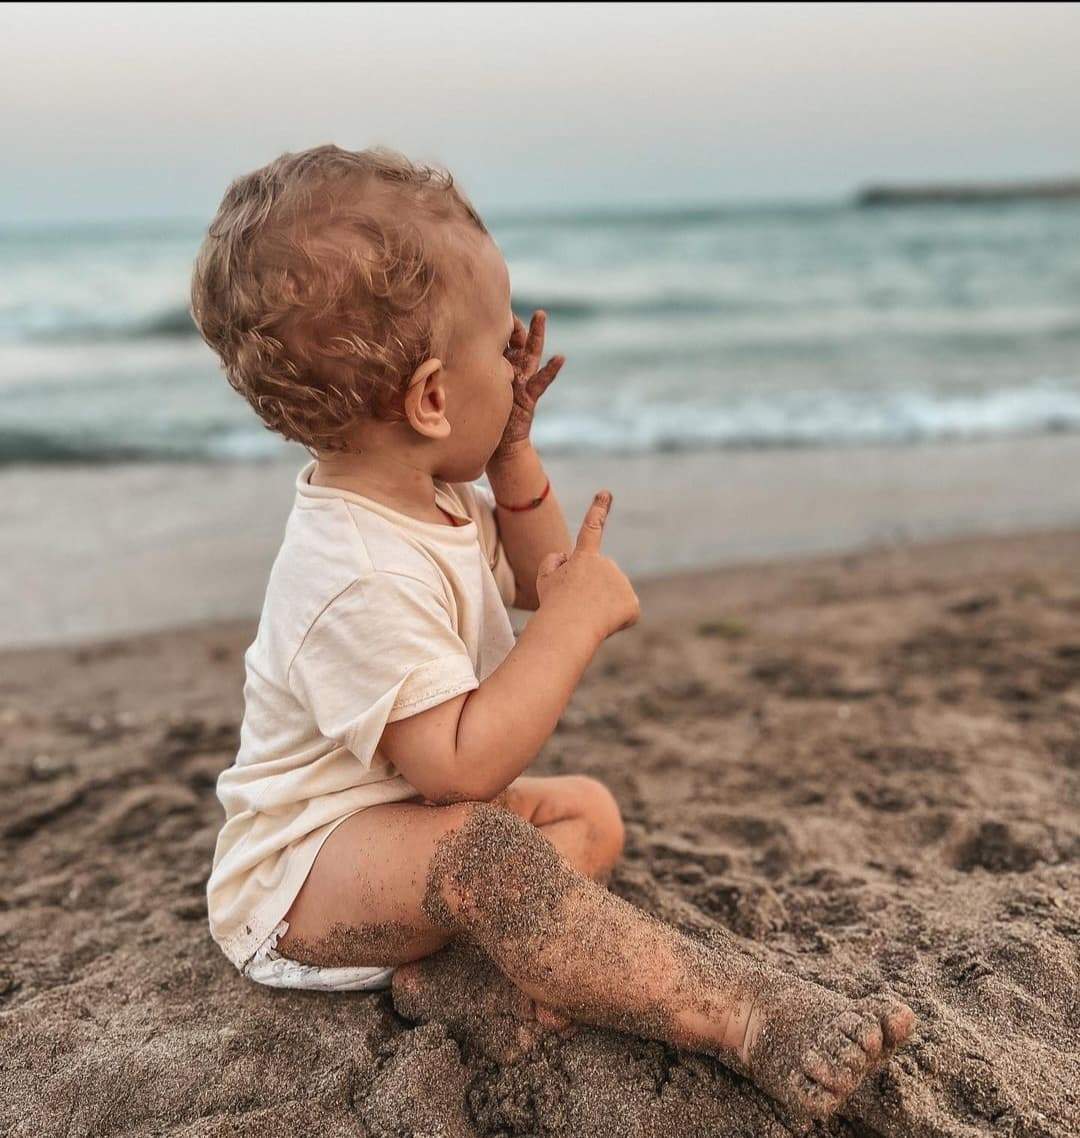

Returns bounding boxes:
[2,1,1079,224]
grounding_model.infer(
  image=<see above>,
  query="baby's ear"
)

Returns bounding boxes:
[403,358,452,440]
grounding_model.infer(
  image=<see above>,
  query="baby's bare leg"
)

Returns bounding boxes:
[278,775,620,966]
[278,799,913,1121]
[278,786,612,1061]
[388,773,625,1055]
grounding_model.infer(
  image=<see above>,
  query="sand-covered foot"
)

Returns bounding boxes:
[733,981,916,1122]
[392,941,574,1064]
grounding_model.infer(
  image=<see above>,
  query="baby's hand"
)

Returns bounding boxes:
[535,492,640,642]
[490,310,565,465]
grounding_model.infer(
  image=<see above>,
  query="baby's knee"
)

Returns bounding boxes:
[423,801,573,936]
[569,776,626,862]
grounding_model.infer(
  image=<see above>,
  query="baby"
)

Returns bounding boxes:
[192,144,914,1123]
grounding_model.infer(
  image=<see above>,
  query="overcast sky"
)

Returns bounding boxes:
[2,1,1079,224]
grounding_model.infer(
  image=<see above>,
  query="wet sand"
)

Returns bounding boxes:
[4,431,1080,648]
[2,528,1079,1136]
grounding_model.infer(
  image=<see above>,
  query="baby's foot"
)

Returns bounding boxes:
[733,977,915,1122]
[392,942,573,1064]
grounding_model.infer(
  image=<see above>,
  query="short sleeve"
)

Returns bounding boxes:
[288,574,479,766]
[459,481,518,608]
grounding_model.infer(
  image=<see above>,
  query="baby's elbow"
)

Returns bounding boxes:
[421,786,484,808]
[420,773,504,807]
[407,762,465,807]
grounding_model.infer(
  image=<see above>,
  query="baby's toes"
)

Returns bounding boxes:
[876,999,916,1050]
[839,1007,885,1060]
[791,1071,843,1121]
[802,1045,861,1098]
[825,1023,875,1079]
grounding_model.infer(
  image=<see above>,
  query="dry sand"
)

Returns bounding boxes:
[2,529,1079,1137]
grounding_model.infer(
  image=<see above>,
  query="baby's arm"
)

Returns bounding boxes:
[487,442,571,610]
[380,492,638,804]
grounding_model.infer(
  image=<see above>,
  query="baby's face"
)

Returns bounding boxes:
[434,231,516,481]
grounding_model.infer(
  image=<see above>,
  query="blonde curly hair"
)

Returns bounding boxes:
[190,144,488,452]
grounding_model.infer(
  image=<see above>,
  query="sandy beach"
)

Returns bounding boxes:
[7,2,1080,1133]
[2,526,1078,1136]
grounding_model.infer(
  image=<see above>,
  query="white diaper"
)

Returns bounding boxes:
[242,920,396,992]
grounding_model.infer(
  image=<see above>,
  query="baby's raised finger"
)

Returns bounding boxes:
[575,491,612,554]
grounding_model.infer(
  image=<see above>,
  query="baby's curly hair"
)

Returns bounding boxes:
[190,144,488,452]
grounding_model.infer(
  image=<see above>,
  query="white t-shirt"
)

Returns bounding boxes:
[206,461,518,969]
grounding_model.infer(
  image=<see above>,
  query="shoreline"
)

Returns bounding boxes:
[3,522,1080,661]
[3,431,1080,649]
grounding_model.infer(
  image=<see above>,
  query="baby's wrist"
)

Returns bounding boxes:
[487,441,546,505]
[535,592,607,651]
[487,437,536,472]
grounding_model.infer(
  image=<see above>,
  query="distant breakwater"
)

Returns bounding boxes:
[857,178,1080,207]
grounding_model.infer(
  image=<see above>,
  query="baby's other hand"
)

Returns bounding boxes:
[535,492,640,642]
[491,310,565,464]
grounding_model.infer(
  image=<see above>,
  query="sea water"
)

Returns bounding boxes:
[2,199,1079,463]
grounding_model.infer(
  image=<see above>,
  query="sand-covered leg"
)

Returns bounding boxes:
[423,803,916,1121]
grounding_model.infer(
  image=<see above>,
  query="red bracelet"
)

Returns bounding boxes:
[494,476,551,512]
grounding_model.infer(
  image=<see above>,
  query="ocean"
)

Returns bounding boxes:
[3,199,1079,464]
